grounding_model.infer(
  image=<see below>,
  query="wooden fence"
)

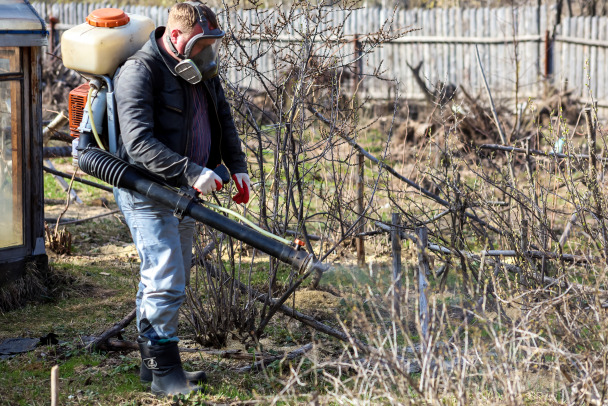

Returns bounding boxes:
[31,3,608,105]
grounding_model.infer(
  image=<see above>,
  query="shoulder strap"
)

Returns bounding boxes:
[112,54,164,157]
[122,52,164,96]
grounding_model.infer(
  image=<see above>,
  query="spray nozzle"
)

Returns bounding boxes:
[293,238,306,251]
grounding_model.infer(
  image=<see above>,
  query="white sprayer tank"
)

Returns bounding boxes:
[61,8,155,76]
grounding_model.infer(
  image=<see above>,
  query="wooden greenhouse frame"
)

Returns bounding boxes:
[0,0,48,286]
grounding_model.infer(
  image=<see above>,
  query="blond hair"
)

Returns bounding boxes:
[167,2,218,35]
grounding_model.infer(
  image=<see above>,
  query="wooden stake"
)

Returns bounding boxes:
[356,152,365,267]
[391,213,402,318]
[415,227,430,346]
[586,108,597,175]
[353,34,362,90]
[51,365,59,406]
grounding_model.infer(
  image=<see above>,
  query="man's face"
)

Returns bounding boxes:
[171,23,217,57]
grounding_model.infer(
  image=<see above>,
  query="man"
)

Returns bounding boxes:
[113,1,250,397]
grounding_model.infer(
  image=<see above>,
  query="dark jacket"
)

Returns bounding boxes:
[114,27,247,188]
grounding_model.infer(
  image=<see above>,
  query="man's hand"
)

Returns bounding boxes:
[232,173,250,204]
[193,168,223,196]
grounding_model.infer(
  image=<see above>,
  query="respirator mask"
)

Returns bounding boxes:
[169,1,225,84]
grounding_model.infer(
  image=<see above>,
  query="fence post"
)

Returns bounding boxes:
[48,16,58,55]
[520,218,530,284]
[391,213,401,318]
[356,152,365,267]
[353,34,362,91]
[544,29,552,78]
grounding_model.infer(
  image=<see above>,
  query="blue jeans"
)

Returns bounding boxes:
[114,187,195,344]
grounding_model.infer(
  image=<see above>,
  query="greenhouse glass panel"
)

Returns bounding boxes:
[0,47,23,249]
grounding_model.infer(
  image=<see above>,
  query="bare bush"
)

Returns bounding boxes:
[177,0,608,404]
[184,0,408,346]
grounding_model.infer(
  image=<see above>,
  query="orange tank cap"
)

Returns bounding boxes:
[86,8,130,28]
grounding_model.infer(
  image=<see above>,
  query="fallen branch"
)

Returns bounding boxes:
[181,347,260,360]
[95,338,138,352]
[406,61,433,104]
[86,309,136,352]
[79,336,138,353]
[235,343,313,373]
[45,209,121,226]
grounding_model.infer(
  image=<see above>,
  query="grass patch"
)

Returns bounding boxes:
[44,158,114,204]
[0,349,147,405]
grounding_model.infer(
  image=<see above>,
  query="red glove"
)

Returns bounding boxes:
[232,173,250,204]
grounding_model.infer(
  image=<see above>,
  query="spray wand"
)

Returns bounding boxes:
[78,147,327,276]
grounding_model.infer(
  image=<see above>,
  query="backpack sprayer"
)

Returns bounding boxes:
[61,8,328,277]
[62,8,154,157]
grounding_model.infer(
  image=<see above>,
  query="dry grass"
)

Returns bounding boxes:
[12,1,608,404]
[0,263,47,312]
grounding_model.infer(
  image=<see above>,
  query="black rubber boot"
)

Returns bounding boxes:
[138,338,207,385]
[139,340,204,397]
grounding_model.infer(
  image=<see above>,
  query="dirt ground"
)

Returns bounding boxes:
[0,167,356,404]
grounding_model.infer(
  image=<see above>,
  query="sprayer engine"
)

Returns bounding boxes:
[67,77,112,167]
[68,83,89,138]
